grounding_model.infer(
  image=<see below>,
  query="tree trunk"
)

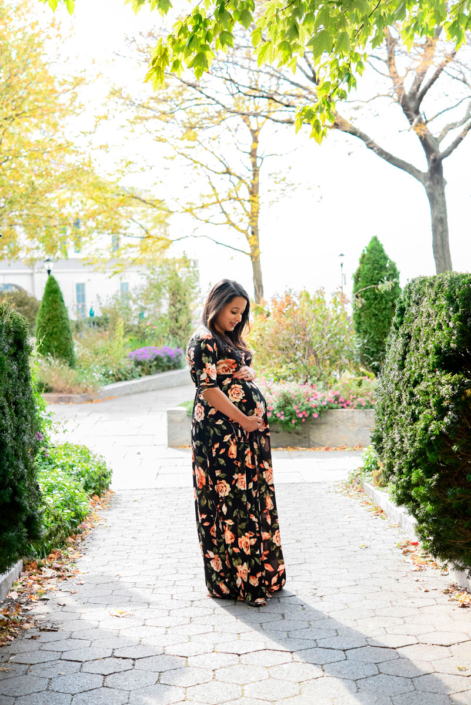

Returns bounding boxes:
[424,161,453,274]
[248,126,264,303]
[251,253,264,304]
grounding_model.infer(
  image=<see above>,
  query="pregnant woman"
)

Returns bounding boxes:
[186,279,286,606]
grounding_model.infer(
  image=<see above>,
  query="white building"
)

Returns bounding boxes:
[0,257,146,320]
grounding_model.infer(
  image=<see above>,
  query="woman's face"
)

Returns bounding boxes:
[215,296,247,333]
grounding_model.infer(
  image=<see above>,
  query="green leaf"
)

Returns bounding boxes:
[255,40,272,66]
[314,8,330,31]
[336,31,351,53]
[239,9,253,29]
[307,29,332,60]
[219,31,234,48]
[189,51,209,76]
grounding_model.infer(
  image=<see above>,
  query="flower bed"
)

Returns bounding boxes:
[127,345,184,376]
[258,376,376,431]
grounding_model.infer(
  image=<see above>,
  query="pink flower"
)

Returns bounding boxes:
[292,419,295,424]
[313,413,319,418]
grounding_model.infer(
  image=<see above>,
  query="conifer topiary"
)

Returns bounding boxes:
[35,275,76,367]
[0,303,43,573]
[373,273,471,571]
[353,236,400,371]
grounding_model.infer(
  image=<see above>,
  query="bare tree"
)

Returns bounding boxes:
[112,37,292,302]
[220,28,471,274]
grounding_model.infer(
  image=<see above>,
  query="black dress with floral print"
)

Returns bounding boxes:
[186,325,286,606]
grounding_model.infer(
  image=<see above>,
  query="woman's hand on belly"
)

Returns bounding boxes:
[202,387,262,433]
[233,365,256,381]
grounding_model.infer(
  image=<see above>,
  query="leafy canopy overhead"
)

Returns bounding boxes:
[39,0,471,140]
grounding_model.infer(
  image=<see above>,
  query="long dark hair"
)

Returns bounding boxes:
[201,279,251,353]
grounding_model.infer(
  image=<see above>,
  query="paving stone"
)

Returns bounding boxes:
[293,646,346,665]
[347,647,399,663]
[325,659,379,680]
[50,673,103,694]
[245,678,300,700]
[134,654,187,671]
[128,683,186,704]
[300,676,357,699]
[28,660,81,679]
[15,693,72,705]
[114,644,160,659]
[392,693,455,705]
[160,666,213,686]
[397,644,451,662]
[42,639,91,652]
[318,636,369,650]
[105,668,157,690]
[357,674,414,697]
[215,664,269,684]
[269,661,324,682]
[186,681,243,704]
[413,673,471,694]
[11,650,60,665]
[61,647,113,662]
[417,633,470,646]
[82,657,133,675]
[378,658,431,678]
[0,675,48,697]
[188,652,239,669]
[72,688,129,704]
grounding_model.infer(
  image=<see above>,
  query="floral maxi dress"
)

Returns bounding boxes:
[186,326,286,606]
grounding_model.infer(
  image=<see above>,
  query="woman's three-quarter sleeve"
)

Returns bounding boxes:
[192,336,219,391]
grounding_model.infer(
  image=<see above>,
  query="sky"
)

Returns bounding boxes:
[38,0,471,302]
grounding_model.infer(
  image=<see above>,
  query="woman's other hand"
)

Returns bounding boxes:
[233,365,256,381]
[240,415,262,433]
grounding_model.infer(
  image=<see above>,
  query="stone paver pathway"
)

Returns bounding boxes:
[1,387,471,704]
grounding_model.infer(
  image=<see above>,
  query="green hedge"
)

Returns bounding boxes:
[0,303,43,574]
[373,273,471,570]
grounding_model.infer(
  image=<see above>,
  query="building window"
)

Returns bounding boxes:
[76,283,86,319]
[111,235,120,253]
[120,282,129,297]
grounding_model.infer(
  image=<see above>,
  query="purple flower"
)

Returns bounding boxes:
[35,432,44,441]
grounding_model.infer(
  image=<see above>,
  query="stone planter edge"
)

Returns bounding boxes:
[362,480,471,591]
[0,560,23,602]
[167,407,375,449]
[43,367,190,405]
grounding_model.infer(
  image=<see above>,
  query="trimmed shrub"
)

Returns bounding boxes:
[373,273,471,570]
[353,236,401,371]
[0,289,40,334]
[0,303,43,573]
[36,276,76,367]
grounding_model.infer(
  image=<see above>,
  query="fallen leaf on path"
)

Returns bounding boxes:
[109,609,129,618]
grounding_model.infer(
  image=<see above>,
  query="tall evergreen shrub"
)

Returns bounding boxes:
[35,275,75,367]
[373,273,471,570]
[0,303,43,573]
[353,236,400,371]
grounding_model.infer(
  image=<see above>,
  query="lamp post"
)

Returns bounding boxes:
[44,257,54,278]
[339,253,346,293]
